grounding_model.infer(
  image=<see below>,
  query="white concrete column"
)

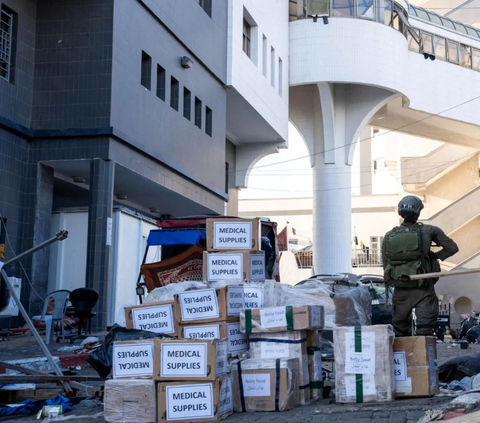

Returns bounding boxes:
[290,83,399,275]
[313,161,352,273]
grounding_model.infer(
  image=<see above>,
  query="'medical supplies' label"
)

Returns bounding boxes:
[178,289,219,321]
[206,254,244,281]
[161,343,208,378]
[227,322,248,354]
[227,286,263,316]
[250,254,265,280]
[113,342,153,378]
[184,324,220,340]
[131,304,175,334]
[166,383,214,421]
[213,221,253,250]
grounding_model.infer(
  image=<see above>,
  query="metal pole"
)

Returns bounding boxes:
[3,231,68,268]
[0,230,72,393]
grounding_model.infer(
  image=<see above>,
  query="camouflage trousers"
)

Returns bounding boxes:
[392,285,439,337]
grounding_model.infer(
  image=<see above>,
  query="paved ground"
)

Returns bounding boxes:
[1,335,479,422]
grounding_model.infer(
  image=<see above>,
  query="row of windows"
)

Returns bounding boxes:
[293,0,480,74]
[242,11,283,97]
[0,3,15,82]
[408,29,480,72]
[141,51,213,137]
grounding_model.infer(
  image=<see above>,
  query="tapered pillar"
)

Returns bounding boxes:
[86,159,114,331]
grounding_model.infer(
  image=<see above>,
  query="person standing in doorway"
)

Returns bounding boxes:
[382,196,459,337]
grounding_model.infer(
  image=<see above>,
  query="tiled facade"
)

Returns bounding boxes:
[0,0,232,329]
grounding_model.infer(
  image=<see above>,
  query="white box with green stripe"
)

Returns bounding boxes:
[334,325,395,403]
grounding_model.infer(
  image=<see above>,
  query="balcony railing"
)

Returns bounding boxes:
[352,248,383,267]
[293,249,383,269]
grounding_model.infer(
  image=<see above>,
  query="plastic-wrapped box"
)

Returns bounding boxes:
[157,376,233,422]
[334,325,395,403]
[231,358,300,412]
[394,336,439,397]
[248,331,310,405]
[104,379,156,422]
[144,281,208,303]
[240,305,324,333]
[333,286,372,326]
[306,330,323,400]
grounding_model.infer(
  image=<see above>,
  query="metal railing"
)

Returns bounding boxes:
[295,251,314,268]
[294,248,383,268]
[352,248,383,267]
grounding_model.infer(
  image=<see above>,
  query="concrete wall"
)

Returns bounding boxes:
[227,0,289,142]
[110,0,227,195]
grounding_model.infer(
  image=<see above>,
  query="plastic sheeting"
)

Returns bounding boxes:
[144,279,372,327]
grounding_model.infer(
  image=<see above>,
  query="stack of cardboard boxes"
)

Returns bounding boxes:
[105,218,271,422]
[232,304,325,411]
[333,325,439,404]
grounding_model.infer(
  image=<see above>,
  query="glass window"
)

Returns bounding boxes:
[205,107,212,137]
[156,65,166,101]
[357,0,374,19]
[415,7,430,20]
[0,5,14,82]
[141,51,151,90]
[332,0,354,18]
[408,6,417,16]
[308,0,330,17]
[433,36,446,60]
[408,30,420,52]
[195,97,202,129]
[427,13,442,25]
[243,19,251,57]
[453,22,467,34]
[170,77,179,111]
[421,32,433,55]
[466,26,478,38]
[447,40,459,64]
[473,48,480,71]
[460,45,471,68]
[383,0,392,25]
[441,18,455,30]
[196,0,212,17]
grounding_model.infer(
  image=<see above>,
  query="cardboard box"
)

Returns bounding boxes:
[306,330,323,400]
[157,376,233,422]
[226,283,265,316]
[174,287,237,324]
[179,321,248,355]
[206,218,261,251]
[203,251,266,282]
[334,325,395,403]
[153,338,228,381]
[112,340,154,379]
[249,331,310,405]
[240,305,324,333]
[104,379,156,422]
[394,336,439,397]
[231,358,300,412]
[124,301,178,336]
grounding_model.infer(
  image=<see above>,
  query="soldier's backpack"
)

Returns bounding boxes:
[384,223,437,288]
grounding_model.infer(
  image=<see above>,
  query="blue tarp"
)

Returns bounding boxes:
[147,229,206,246]
[0,395,71,417]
